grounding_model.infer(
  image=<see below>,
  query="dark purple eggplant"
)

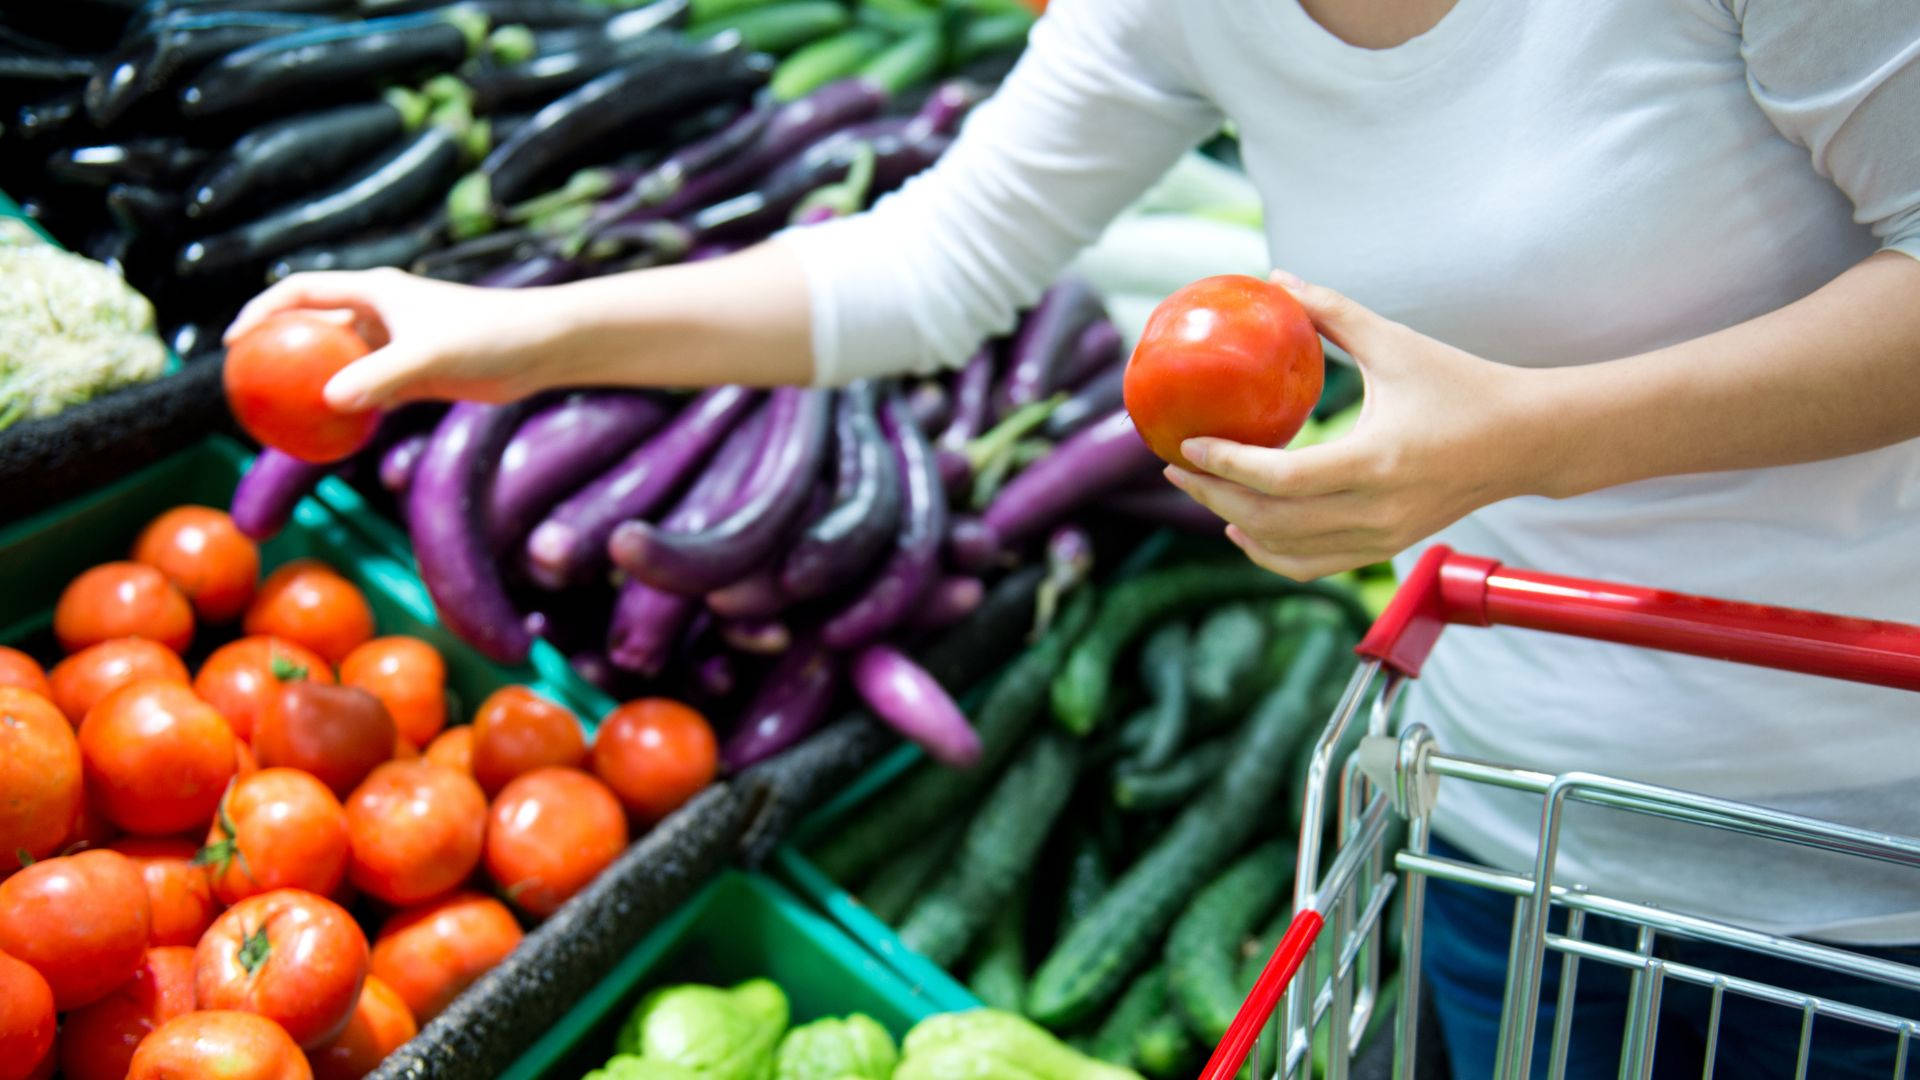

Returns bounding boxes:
[721,637,838,770]
[780,383,900,600]
[1100,484,1221,533]
[944,516,1000,574]
[994,276,1105,419]
[487,391,670,551]
[685,240,743,261]
[0,55,94,95]
[1033,523,1093,633]
[594,98,773,219]
[694,648,735,700]
[105,184,184,236]
[1042,362,1124,441]
[610,387,831,595]
[13,91,86,144]
[978,409,1160,550]
[1057,318,1122,391]
[706,568,788,620]
[267,213,445,279]
[379,432,430,494]
[850,644,979,766]
[86,12,335,127]
[525,385,758,590]
[910,79,986,137]
[46,138,210,189]
[906,380,950,433]
[907,576,985,632]
[186,96,421,221]
[935,344,994,492]
[177,8,483,119]
[474,251,578,286]
[408,225,544,280]
[178,124,463,276]
[463,25,680,114]
[721,617,789,656]
[407,401,538,664]
[820,393,946,651]
[684,118,952,242]
[230,448,329,540]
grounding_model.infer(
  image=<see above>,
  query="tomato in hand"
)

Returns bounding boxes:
[369,892,521,1025]
[195,635,334,742]
[0,647,49,701]
[255,682,397,798]
[49,637,191,726]
[133,506,261,623]
[339,636,446,748]
[80,680,236,835]
[0,688,82,864]
[111,837,217,947]
[0,849,150,1009]
[310,974,416,1080]
[58,946,195,1080]
[225,312,378,465]
[484,767,627,918]
[201,768,349,906]
[0,949,55,1079]
[344,760,485,907]
[423,725,473,774]
[54,561,194,654]
[244,561,375,666]
[470,686,586,797]
[129,1010,314,1080]
[1124,274,1325,471]
[591,698,717,825]
[195,888,369,1049]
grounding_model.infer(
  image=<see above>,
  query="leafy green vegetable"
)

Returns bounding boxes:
[773,1014,898,1080]
[616,980,790,1080]
[894,1010,1145,1080]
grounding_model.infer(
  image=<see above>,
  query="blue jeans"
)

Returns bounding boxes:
[1419,835,1920,1079]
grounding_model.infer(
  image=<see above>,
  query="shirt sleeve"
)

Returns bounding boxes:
[1730,0,1920,262]
[774,0,1224,386]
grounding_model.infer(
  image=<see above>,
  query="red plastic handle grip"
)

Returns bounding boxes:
[1358,545,1920,689]
[1197,911,1325,1080]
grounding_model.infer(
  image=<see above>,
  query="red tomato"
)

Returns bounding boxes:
[49,637,191,726]
[54,561,195,654]
[423,726,473,774]
[1123,274,1325,470]
[338,636,446,748]
[0,849,150,1009]
[129,1010,313,1080]
[236,737,261,778]
[57,945,195,1080]
[110,837,217,947]
[0,648,49,701]
[0,949,55,1080]
[80,680,236,835]
[225,312,378,465]
[344,760,485,907]
[254,682,396,798]
[310,974,416,1080]
[470,686,586,797]
[132,506,261,623]
[244,561,375,666]
[484,767,627,918]
[202,768,349,906]
[59,788,120,855]
[0,689,82,863]
[591,698,717,825]
[194,635,334,742]
[195,888,369,1049]
[369,892,521,1024]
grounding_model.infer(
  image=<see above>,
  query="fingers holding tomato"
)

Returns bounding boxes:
[225,312,380,465]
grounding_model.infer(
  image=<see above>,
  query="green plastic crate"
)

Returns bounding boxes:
[501,871,957,1080]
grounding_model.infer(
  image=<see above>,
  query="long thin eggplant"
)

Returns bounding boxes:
[178,8,484,118]
[685,117,951,242]
[379,431,430,495]
[1056,318,1122,392]
[978,409,1160,550]
[820,393,946,651]
[230,448,329,540]
[105,184,183,236]
[267,213,445,279]
[178,124,463,276]
[46,138,211,189]
[609,387,831,595]
[935,344,994,492]
[906,380,950,433]
[186,94,423,221]
[780,382,900,600]
[1042,363,1123,441]
[851,644,980,767]
[1099,484,1221,534]
[13,91,86,144]
[463,25,679,114]
[906,575,985,632]
[994,275,1106,418]
[487,391,670,551]
[721,636,839,771]
[473,252,578,287]
[87,12,335,126]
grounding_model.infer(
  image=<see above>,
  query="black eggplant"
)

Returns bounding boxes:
[683,118,950,243]
[267,213,445,279]
[106,184,185,235]
[526,0,690,50]
[88,12,335,127]
[46,138,211,188]
[463,25,679,114]
[0,55,97,96]
[186,94,422,221]
[177,123,463,275]
[14,91,88,144]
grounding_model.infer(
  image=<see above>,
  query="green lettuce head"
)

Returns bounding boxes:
[773,1014,898,1080]
[615,980,790,1080]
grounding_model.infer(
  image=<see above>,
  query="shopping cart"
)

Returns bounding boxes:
[1200,545,1920,1080]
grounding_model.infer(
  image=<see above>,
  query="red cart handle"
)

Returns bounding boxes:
[1198,910,1325,1080]
[1357,545,1920,688]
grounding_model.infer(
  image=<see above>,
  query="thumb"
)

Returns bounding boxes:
[1270,269,1387,358]
[324,344,435,411]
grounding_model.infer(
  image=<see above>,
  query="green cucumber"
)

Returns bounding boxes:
[1115,704,1156,756]
[770,26,891,100]
[1090,966,1165,1067]
[949,9,1033,67]
[966,882,1029,1013]
[856,23,943,96]
[1166,839,1296,1043]
[857,0,940,35]
[1111,735,1232,813]
[1237,903,1296,995]
[690,0,787,21]
[693,1,852,53]
[1130,621,1191,771]
[1188,603,1269,721]
[860,817,964,924]
[1056,829,1111,938]
[1133,1011,1197,1079]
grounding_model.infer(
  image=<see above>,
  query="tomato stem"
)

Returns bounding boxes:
[238,924,272,974]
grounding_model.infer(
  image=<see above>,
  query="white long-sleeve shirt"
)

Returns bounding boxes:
[778,0,1920,944]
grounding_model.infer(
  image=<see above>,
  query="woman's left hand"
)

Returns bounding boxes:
[1166,271,1549,581]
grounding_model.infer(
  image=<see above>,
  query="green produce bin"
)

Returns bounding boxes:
[500,871,957,1080]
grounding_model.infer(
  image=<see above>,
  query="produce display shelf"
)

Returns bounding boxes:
[500,870,954,1080]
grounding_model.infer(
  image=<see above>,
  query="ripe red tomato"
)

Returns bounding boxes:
[195,888,369,1049]
[344,760,485,907]
[310,974,417,1080]
[338,636,446,749]
[0,849,150,1009]
[470,686,586,797]
[132,506,261,623]
[80,680,236,835]
[244,561,375,666]
[225,312,378,465]
[254,682,397,798]
[0,689,82,864]
[110,837,217,947]
[129,1010,314,1080]
[194,635,334,742]
[591,698,717,825]
[0,648,49,701]
[54,561,194,654]
[369,892,521,1024]
[484,767,627,918]
[423,725,473,774]
[1123,274,1325,471]
[59,789,120,856]
[202,768,349,906]
[57,945,195,1080]
[0,949,55,1079]
[49,637,191,726]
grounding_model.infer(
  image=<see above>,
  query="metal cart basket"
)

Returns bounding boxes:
[1201,545,1920,1080]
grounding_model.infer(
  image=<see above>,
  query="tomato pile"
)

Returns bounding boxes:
[0,504,719,1079]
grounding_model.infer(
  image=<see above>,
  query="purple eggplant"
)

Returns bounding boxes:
[1100,484,1222,533]
[610,387,832,595]
[994,276,1106,419]
[820,393,946,651]
[230,448,329,540]
[944,516,1002,575]
[694,649,736,700]
[683,118,951,243]
[977,409,1161,552]
[569,651,622,694]
[906,380,950,433]
[1033,524,1094,634]
[475,253,579,287]
[721,617,790,656]
[851,644,980,767]
[911,79,987,137]
[780,383,901,600]
[907,576,985,632]
[525,386,758,590]
[1057,319,1123,392]
[487,391,670,551]
[935,344,994,492]
[1042,364,1123,441]
[686,241,743,261]
[706,568,789,620]
[721,637,839,771]
[378,432,430,495]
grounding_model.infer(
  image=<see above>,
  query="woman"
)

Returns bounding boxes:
[228,0,1920,1074]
